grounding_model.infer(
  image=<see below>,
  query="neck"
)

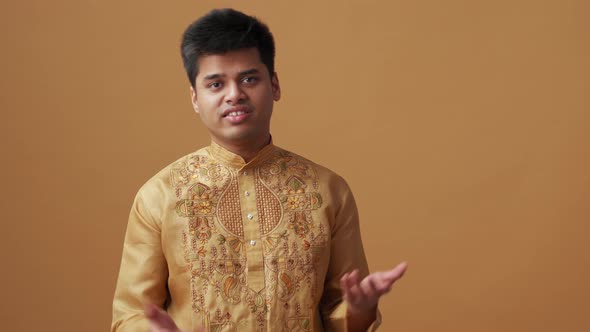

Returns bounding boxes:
[212,134,271,163]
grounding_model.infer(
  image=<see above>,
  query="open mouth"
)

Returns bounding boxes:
[224,110,248,117]
[222,106,251,118]
[222,106,252,124]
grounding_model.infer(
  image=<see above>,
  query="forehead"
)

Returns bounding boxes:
[196,48,265,79]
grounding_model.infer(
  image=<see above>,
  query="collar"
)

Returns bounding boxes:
[207,138,276,171]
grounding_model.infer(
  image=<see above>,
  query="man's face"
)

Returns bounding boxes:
[190,48,280,146]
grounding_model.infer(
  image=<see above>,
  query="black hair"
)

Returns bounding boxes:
[180,8,276,87]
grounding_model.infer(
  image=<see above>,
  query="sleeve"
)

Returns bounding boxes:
[111,190,169,331]
[319,177,382,332]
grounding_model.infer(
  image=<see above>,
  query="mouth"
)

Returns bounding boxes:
[221,105,252,124]
[222,106,252,118]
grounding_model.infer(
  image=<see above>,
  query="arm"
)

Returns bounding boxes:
[320,177,407,332]
[319,177,381,332]
[111,191,169,331]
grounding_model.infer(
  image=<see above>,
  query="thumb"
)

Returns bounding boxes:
[382,261,408,283]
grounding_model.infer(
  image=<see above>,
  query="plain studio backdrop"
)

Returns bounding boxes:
[1,1,588,331]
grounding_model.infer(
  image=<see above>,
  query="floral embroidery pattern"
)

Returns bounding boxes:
[287,196,300,210]
[171,148,326,331]
[197,201,212,214]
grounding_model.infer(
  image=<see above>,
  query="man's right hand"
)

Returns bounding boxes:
[144,304,182,332]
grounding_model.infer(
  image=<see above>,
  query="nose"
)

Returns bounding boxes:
[225,81,246,105]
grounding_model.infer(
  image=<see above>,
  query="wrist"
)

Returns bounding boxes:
[347,302,377,316]
[346,304,378,332]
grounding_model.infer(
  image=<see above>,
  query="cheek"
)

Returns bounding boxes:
[197,100,223,126]
[199,109,216,125]
[252,89,273,108]
[197,97,219,115]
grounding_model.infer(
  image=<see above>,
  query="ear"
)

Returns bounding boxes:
[190,86,199,114]
[271,72,281,101]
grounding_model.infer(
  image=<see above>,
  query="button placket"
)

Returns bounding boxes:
[238,168,265,291]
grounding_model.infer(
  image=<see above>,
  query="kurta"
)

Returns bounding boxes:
[112,141,380,331]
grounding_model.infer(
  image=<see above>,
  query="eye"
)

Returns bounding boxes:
[208,82,222,89]
[242,76,258,84]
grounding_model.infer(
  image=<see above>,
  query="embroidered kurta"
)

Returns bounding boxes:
[112,142,380,331]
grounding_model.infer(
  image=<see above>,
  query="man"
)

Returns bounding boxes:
[112,8,407,332]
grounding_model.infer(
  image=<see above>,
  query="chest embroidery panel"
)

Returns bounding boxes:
[171,151,331,331]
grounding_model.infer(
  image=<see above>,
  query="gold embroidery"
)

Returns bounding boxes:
[220,275,243,305]
[176,183,216,218]
[189,216,213,243]
[216,176,244,237]
[285,316,311,332]
[209,309,238,332]
[173,148,328,328]
[254,174,282,235]
[245,287,267,313]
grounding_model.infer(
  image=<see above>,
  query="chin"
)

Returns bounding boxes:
[222,129,257,141]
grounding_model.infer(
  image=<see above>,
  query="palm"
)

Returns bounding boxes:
[340,261,408,313]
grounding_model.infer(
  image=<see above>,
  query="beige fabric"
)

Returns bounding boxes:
[112,141,381,331]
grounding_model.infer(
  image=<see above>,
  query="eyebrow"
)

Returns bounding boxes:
[202,68,260,81]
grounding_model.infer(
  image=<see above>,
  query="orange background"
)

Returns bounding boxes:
[2,1,589,331]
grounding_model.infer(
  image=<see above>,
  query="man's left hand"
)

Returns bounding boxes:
[340,261,408,314]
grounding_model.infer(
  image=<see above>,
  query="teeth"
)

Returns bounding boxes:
[228,111,245,117]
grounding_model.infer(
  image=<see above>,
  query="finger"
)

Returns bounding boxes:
[347,270,366,304]
[145,303,158,319]
[144,303,180,331]
[340,272,351,299]
[340,272,349,286]
[371,262,408,293]
[348,270,360,286]
[346,269,360,292]
[381,261,408,284]
[359,273,379,298]
[366,272,395,296]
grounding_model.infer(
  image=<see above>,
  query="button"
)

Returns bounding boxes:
[245,191,250,197]
[250,240,256,246]
[247,213,254,220]
[243,171,248,176]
